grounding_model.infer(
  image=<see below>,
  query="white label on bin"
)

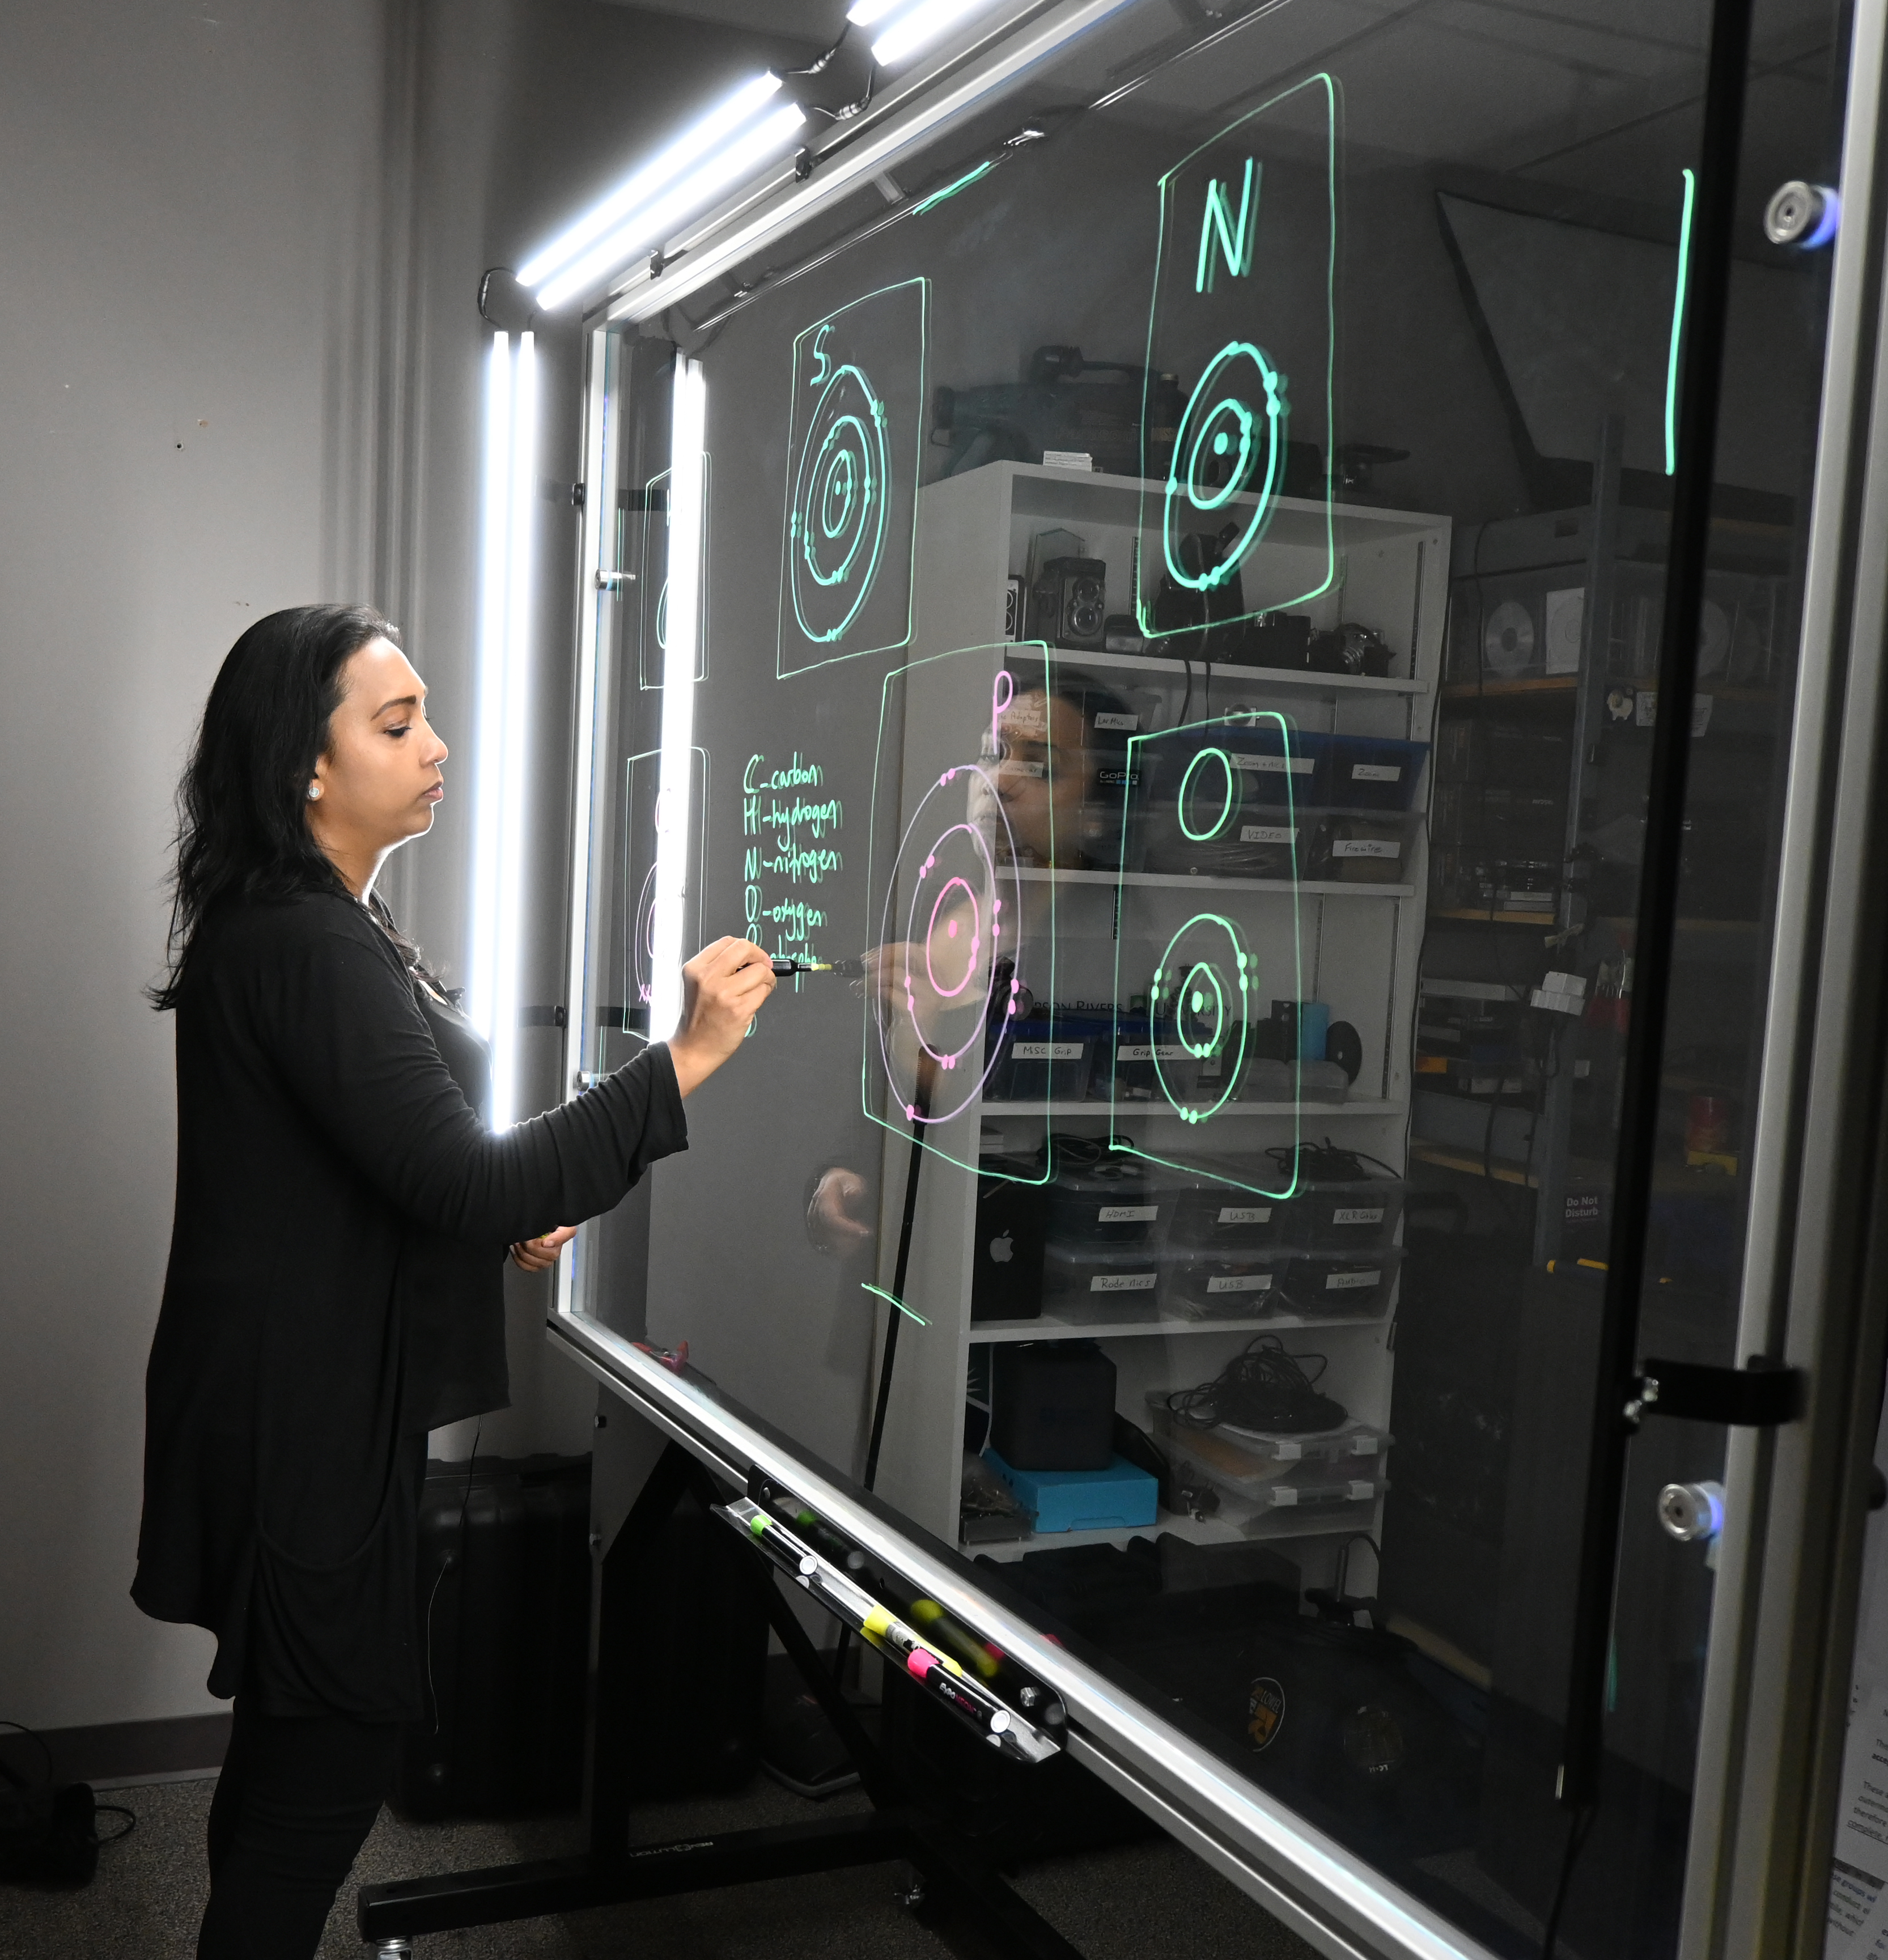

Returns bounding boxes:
[1350,1435,1381,1455]
[1117,1043,1186,1060]
[1012,1041,1084,1060]
[1089,1272,1157,1292]
[1352,763,1402,782]
[1240,825,1296,844]
[1206,1273,1273,1293]
[1233,754,1314,775]
[1331,1207,1385,1226]
[1093,711,1139,731]
[1332,838,1401,859]
[1349,1480,1376,1500]
[1098,1204,1158,1223]
[1325,1269,1382,1290]
[1270,1486,1300,1506]
[1276,1440,1304,1460]
[1218,1206,1271,1224]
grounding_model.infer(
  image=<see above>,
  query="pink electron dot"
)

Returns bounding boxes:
[1008,1000,1018,1016]
[906,1104,918,1119]
[1010,979,1020,994]
[993,900,1002,913]
[948,918,957,939]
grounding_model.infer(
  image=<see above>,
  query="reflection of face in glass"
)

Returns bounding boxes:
[979,688,1088,869]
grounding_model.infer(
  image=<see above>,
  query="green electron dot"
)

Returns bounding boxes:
[1214,431,1231,455]
[1191,990,1204,1013]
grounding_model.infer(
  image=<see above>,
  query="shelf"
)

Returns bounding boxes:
[1441,675,1579,700]
[968,1504,1380,1562]
[1432,906,1557,926]
[1409,1142,1538,1188]
[981,1098,1405,1118]
[1015,867,1415,898]
[1043,644,1427,697]
[970,1306,1391,1343]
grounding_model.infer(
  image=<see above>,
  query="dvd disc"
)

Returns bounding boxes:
[1484,599,1536,678]
[1697,599,1730,677]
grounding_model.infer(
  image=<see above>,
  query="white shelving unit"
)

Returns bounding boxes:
[868,461,1447,1574]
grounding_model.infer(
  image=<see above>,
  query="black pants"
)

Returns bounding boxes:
[197,1696,401,1959]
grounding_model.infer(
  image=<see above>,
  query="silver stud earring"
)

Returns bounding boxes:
[307,782,323,801]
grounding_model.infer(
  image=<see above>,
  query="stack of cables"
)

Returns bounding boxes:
[1161,1334,1347,1436]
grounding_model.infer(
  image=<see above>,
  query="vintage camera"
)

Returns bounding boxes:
[1031,557,1109,650]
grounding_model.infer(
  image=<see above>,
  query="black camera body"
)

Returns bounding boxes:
[1031,557,1109,650]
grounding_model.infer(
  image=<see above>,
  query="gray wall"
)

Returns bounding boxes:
[0,0,401,1734]
[0,0,780,1736]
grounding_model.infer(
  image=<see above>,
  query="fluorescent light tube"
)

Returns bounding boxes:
[648,358,706,1041]
[467,332,538,1129]
[536,103,807,311]
[517,73,781,291]
[845,0,908,23]
[490,331,537,1130]
[871,0,999,67]
[467,335,513,1083]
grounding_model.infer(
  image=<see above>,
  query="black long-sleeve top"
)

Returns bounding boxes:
[133,889,686,1716]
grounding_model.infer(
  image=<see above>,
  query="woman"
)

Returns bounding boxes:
[131,605,775,1958]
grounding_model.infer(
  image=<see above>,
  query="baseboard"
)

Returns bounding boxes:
[0,1711,231,1789]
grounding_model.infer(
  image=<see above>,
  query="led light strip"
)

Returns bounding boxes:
[467,331,538,1129]
[647,357,706,1041]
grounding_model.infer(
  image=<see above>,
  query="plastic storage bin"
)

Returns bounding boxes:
[987,1017,1097,1101]
[1306,811,1420,883]
[983,1450,1159,1533]
[1145,1395,1390,1469]
[1041,1241,1169,1305]
[1323,735,1429,811]
[1274,1246,1403,1317]
[1282,1176,1408,1251]
[1045,1159,1175,1245]
[1221,723,1330,807]
[1168,1170,1284,1250]
[1162,1249,1287,1320]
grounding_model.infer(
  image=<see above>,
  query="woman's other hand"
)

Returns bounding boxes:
[511,1224,578,1272]
[667,937,778,1097]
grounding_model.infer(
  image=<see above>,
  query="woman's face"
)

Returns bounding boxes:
[994,689,1087,865]
[309,637,448,858]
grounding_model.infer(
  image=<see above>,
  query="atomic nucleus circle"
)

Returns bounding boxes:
[792,362,890,646]
[1164,341,1289,595]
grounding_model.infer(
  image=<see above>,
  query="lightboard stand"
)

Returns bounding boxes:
[356,1440,1088,1959]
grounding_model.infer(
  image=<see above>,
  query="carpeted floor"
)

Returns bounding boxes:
[0,1772,1323,1959]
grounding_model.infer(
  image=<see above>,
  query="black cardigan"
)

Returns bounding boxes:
[133,890,686,1714]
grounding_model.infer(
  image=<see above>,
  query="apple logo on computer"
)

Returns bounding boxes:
[989,1233,1014,1264]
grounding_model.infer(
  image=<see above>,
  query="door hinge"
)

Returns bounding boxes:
[1625,1356,1802,1428]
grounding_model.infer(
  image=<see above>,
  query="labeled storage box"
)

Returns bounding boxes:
[1041,1241,1169,1305]
[1168,1171,1283,1250]
[1274,1246,1403,1317]
[987,1017,1098,1101]
[1323,735,1429,811]
[1281,1175,1408,1251]
[1045,1159,1174,1245]
[1306,811,1420,883]
[982,1449,1159,1534]
[1163,1250,1287,1320]
[1221,724,1329,806]
[1145,1395,1390,1469]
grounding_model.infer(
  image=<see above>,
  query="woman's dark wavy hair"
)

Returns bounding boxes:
[150,604,404,1010]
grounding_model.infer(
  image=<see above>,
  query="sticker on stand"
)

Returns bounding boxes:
[1246,1677,1286,1751]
